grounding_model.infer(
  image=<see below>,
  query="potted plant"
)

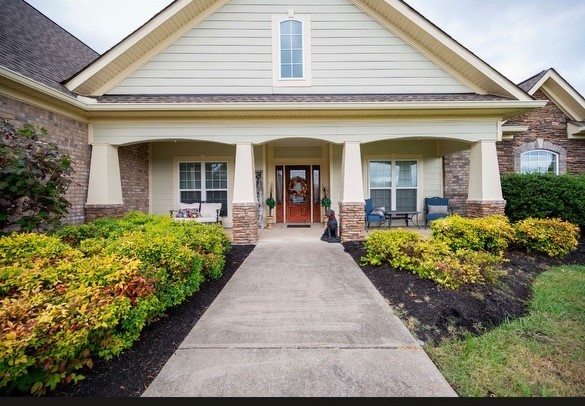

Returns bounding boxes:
[321,186,331,222]
[265,183,276,228]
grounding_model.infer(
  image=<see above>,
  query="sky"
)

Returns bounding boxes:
[24,0,585,96]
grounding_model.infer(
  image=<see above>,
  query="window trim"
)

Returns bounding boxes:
[520,150,559,175]
[272,14,312,87]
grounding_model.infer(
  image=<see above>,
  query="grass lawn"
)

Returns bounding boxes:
[426,264,585,397]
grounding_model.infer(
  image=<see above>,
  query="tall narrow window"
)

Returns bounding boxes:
[179,162,228,216]
[272,15,311,87]
[520,150,558,174]
[369,161,392,210]
[280,20,303,79]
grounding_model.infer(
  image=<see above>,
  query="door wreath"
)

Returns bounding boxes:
[288,176,308,198]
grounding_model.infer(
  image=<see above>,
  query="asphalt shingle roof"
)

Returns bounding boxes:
[0,0,99,94]
[518,70,548,93]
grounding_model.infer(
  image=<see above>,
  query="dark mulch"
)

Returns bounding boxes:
[343,237,585,346]
[47,237,584,397]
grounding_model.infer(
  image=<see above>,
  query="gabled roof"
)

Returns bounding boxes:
[518,68,585,121]
[64,0,533,101]
[0,0,99,94]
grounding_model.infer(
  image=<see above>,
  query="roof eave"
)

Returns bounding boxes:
[84,99,547,120]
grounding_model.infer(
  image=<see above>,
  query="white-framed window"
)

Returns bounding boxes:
[179,161,228,216]
[520,150,559,174]
[280,19,304,79]
[272,13,311,87]
[368,160,418,211]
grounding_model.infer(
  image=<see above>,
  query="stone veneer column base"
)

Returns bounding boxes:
[466,200,506,218]
[232,202,259,245]
[85,204,126,222]
[339,202,367,242]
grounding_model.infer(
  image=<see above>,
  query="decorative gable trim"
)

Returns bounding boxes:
[349,0,532,100]
[522,68,585,122]
[568,121,585,139]
[66,0,230,96]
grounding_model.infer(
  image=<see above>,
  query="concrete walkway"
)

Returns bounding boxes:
[142,234,457,397]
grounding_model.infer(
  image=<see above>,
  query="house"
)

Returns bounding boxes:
[1,0,551,244]
[444,68,585,215]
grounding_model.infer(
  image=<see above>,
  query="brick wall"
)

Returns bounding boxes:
[442,151,469,215]
[1,95,150,225]
[498,90,585,175]
[119,144,149,214]
[1,95,91,225]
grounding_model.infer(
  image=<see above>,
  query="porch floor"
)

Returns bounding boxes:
[223,222,431,244]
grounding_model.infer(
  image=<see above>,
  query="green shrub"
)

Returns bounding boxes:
[501,173,585,229]
[0,119,73,234]
[430,214,515,255]
[0,233,144,396]
[361,229,506,290]
[1,212,232,395]
[514,217,580,258]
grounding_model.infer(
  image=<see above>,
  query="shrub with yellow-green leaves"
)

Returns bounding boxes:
[430,214,515,255]
[1,212,232,396]
[0,234,144,396]
[513,217,580,258]
[361,229,506,289]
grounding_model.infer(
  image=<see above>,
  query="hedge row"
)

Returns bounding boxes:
[0,212,230,396]
[361,215,580,289]
[501,173,585,229]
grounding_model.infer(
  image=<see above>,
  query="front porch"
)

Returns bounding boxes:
[223,222,432,244]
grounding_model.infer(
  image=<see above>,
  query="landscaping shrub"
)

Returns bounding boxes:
[361,229,506,290]
[430,214,515,255]
[514,217,580,258]
[0,234,143,395]
[501,173,585,229]
[1,212,231,395]
[0,119,73,234]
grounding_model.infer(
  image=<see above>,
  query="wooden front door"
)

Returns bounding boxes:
[286,166,311,223]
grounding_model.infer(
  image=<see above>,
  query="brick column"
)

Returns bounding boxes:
[85,204,126,222]
[339,142,366,242]
[466,200,506,218]
[232,203,258,245]
[339,202,367,242]
[232,143,258,245]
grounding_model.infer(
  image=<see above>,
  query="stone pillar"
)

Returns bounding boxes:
[232,143,258,244]
[232,203,259,245]
[467,141,506,217]
[85,144,124,220]
[339,142,366,242]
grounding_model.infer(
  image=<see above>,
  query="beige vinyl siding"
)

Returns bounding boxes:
[108,0,470,95]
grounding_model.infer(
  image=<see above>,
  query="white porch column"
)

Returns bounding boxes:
[339,141,366,241]
[232,143,258,244]
[341,141,365,203]
[467,140,506,217]
[86,144,123,205]
[233,143,256,203]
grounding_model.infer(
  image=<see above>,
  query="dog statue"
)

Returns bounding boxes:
[321,209,340,243]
